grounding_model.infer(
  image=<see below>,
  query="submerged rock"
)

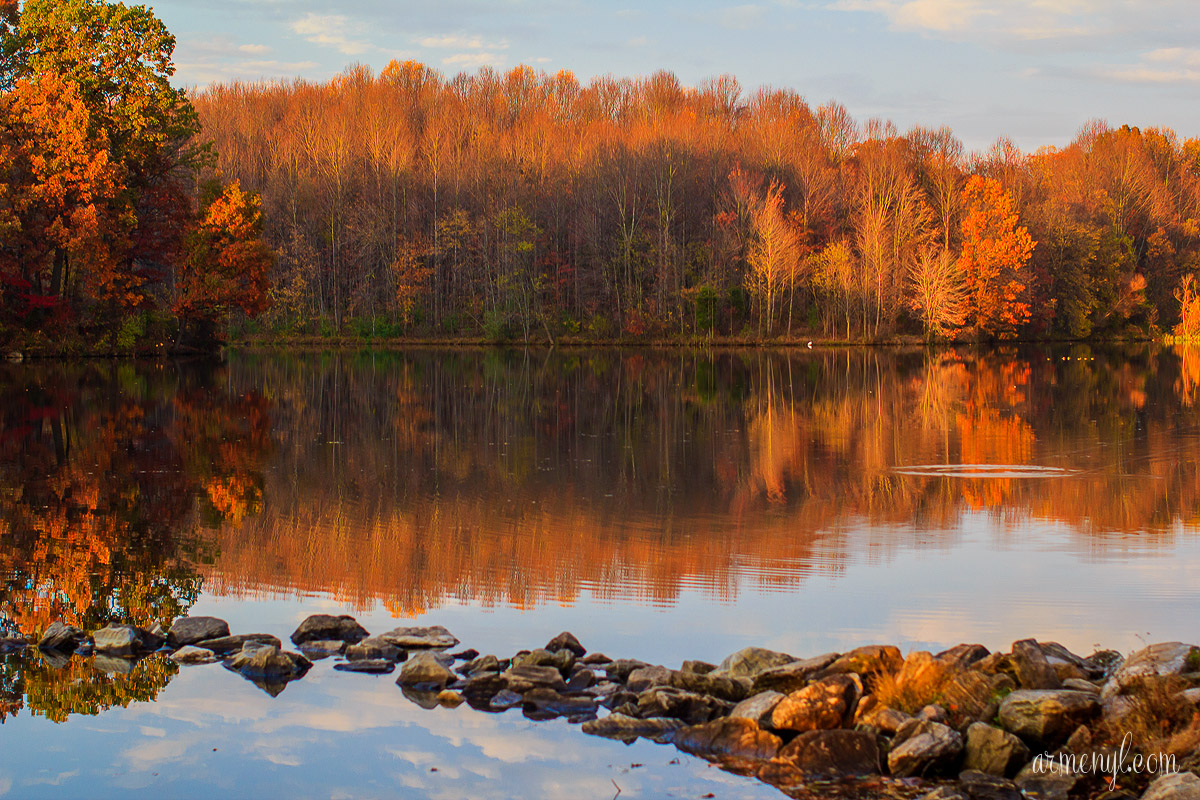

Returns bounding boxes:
[290,614,369,645]
[167,616,230,647]
[334,659,396,674]
[672,717,782,761]
[379,625,458,649]
[298,639,348,659]
[170,646,217,665]
[38,622,86,653]
[776,729,881,778]
[489,690,523,711]
[521,688,598,719]
[581,713,685,742]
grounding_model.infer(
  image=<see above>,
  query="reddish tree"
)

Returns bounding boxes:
[959,175,1035,337]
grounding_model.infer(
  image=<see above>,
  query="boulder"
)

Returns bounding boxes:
[941,670,1005,726]
[397,651,455,688]
[888,719,964,777]
[379,625,458,649]
[290,614,369,645]
[1105,643,1200,697]
[604,658,651,682]
[345,637,402,661]
[1011,639,1062,690]
[227,643,311,679]
[681,660,716,675]
[565,668,595,692]
[195,633,281,655]
[511,648,574,673]
[672,717,782,760]
[581,653,612,665]
[729,691,784,725]
[170,646,216,664]
[770,674,859,731]
[581,713,685,742]
[963,722,1030,777]
[713,647,795,678]
[334,659,396,674]
[997,690,1099,746]
[167,616,229,647]
[545,631,586,657]
[936,644,990,671]
[752,652,840,694]
[501,665,567,693]
[635,686,729,724]
[776,729,881,778]
[626,664,673,692]
[1062,678,1099,694]
[894,650,948,694]
[822,645,903,678]
[1142,772,1200,800]
[460,654,502,676]
[38,622,86,652]
[92,624,162,655]
[958,769,1022,800]
[1013,758,1076,800]
[854,695,913,734]
[625,665,749,702]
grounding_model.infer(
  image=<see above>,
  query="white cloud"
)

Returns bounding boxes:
[291,13,373,55]
[442,52,507,69]
[828,0,1122,40]
[1095,48,1200,84]
[417,35,509,50]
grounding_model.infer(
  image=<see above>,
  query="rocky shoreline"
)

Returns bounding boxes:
[4,618,1200,800]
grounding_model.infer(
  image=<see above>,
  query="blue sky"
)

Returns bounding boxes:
[154,0,1200,152]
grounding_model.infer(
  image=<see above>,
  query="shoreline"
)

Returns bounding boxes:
[6,617,1199,800]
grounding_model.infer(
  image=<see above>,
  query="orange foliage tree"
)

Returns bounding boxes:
[958,175,1035,338]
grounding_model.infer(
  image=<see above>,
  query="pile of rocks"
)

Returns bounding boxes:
[10,618,1200,800]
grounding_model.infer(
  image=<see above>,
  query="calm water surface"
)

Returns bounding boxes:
[3,346,1200,798]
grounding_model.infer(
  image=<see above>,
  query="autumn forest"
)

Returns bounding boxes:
[4,0,1200,351]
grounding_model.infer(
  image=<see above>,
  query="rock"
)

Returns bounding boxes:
[227,643,311,679]
[672,717,782,760]
[38,622,86,652]
[920,704,950,724]
[379,625,458,649]
[460,671,505,703]
[997,690,1099,746]
[0,636,28,653]
[770,674,859,732]
[958,769,1023,800]
[502,665,567,693]
[170,646,216,664]
[512,648,574,673]
[604,658,650,682]
[713,647,796,678]
[460,654,503,676]
[437,690,465,708]
[94,654,137,674]
[1105,643,1200,697]
[777,729,881,778]
[936,644,990,671]
[334,659,396,674]
[918,788,969,800]
[195,633,281,655]
[5,351,22,362]
[448,648,479,661]
[565,669,595,692]
[1011,639,1062,690]
[167,616,229,647]
[1013,758,1077,800]
[545,631,586,657]
[729,690,784,725]
[581,713,685,742]
[895,650,948,694]
[581,653,611,665]
[822,645,903,678]
[92,624,162,655]
[399,686,441,709]
[668,670,750,702]
[397,651,455,688]
[298,639,348,658]
[681,660,716,675]
[489,689,523,710]
[1037,642,1090,680]
[1062,678,1099,693]
[626,664,672,692]
[345,637,402,661]
[888,719,964,777]
[752,652,841,694]
[635,686,729,724]
[854,694,913,734]
[963,722,1030,777]
[290,614,369,645]
[1142,772,1200,800]
[521,688,598,719]
[942,670,1005,727]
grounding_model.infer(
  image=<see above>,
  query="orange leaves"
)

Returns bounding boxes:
[959,175,1035,338]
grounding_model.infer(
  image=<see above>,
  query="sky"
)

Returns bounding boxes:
[153,0,1200,153]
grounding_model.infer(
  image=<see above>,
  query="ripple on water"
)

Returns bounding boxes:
[891,464,1078,479]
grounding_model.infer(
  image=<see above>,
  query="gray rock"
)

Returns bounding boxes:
[713,647,796,678]
[626,664,673,692]
[958,769,1022,800]
[227,643,311,678]
[345,637,402,661]
[1013,758,1076,800]
[997,690,1099,746]
[489,689,523,710]
[290,614,369,645]
[751,652,840,694]
[635,686,729,724]
[520,688,597,719]
[1011,639,1062,690]
[195,633,281,655]
[776,729,881,778]
[888,719,964,777]
[580,653,611,665]
[298,639,347,658]
[1105,643,1200,698]
[770,674,860,731]
[38,621,86,652]
[167,616,229,647]
[730,690,784,725]
[92,624,162,655]
[545,631,586,657]
[681,659,716,675]
[170,646,216,664]
[963,722,1030,777]
[397,651,455,688]
[379,625,458,649]
[672,717,782,760]
[511,648,574,673]
[581,712,685,742]
[1142,772,1200,800]
[334,659,396,674]
[1062,678,1100,694]
[565,669,595,692]
[604,658,650,682]
[936,644,990,670]
[460,654,502,676]
[502,664,567,693]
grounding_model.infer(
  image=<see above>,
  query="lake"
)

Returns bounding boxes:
[2,345,1199,798]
